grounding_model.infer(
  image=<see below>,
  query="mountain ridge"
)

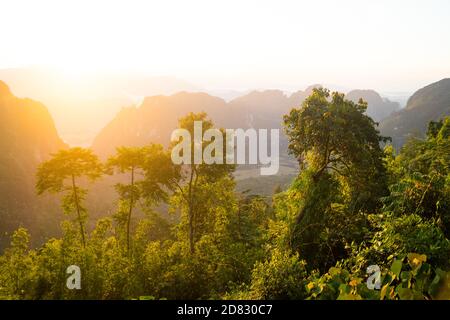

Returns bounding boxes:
[92,85,407,158]
[379,78,450,147]
[0,80,66,248]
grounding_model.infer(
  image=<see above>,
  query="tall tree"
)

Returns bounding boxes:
[170,112,235,254]
[284,88,389,213]
[36,148,103,248]
[107,144,177,253]
[282,88,389,269]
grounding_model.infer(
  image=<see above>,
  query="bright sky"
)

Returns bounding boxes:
[1,0,450,92]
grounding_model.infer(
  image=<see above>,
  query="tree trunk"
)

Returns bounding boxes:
[127,166,135,254]
[188,167,195,254]
[71,174,86,248]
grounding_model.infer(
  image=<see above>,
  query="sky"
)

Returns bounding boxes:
[1,0,450,92]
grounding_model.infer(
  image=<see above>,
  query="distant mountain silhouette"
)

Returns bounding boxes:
[0,68,200,146]
[2,74,448,248]
[346,89,400,122]
[92,84,401,157]
[380,79,450,147]
[92,92,227,157]
[91,89,313,158]
[0,80,66,248]
[92,85,403,198]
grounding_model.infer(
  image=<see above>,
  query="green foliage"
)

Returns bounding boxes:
[0,228,36,299]
[169,112,235,254]
[306,253,450,300]
[107,144,177,253]
[245,248,308,300]
[342,213,450,273]
[280,88,391,272]
[36,147,103,248]
[283,88,389,212]
[385,116,450,236]
[1,101,450,301]
[36,148,102,194]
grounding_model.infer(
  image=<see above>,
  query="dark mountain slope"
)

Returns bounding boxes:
[346,89,399,122]
[92,88,314,158]
[380,79,450,147]
[0,80,67,248]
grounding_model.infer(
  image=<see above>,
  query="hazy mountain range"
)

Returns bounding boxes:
[92,84,401,156]
[0,80,66,247]
[380,78,450,148]
[0,68,406,147]
[0,68,200,146]
[1,74,449,248]
[345,90,400,122]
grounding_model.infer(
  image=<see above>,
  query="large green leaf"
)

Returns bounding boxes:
[391,259,403,279]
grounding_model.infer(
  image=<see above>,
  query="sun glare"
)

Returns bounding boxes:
[1,0,449,91]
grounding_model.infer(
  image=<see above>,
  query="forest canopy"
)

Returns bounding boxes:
[0,89,449,300]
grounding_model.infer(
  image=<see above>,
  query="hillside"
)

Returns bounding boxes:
[345,89,400,122]
[92,86,331,158]
[92,92,228,157]
[0,68,200,146]
[380,79,450,147]
[0,80,67,248]
[92,86,400,195]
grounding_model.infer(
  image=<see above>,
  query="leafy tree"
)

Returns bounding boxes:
[283,88,389,212]
[170,112,235,254]
[36,148,103,248]
[246,248,308,300]
[385,117,450,236]
[0,228,36,299]
[107,145,176,253]
[2,102,450,301]
[281,88,388,269]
